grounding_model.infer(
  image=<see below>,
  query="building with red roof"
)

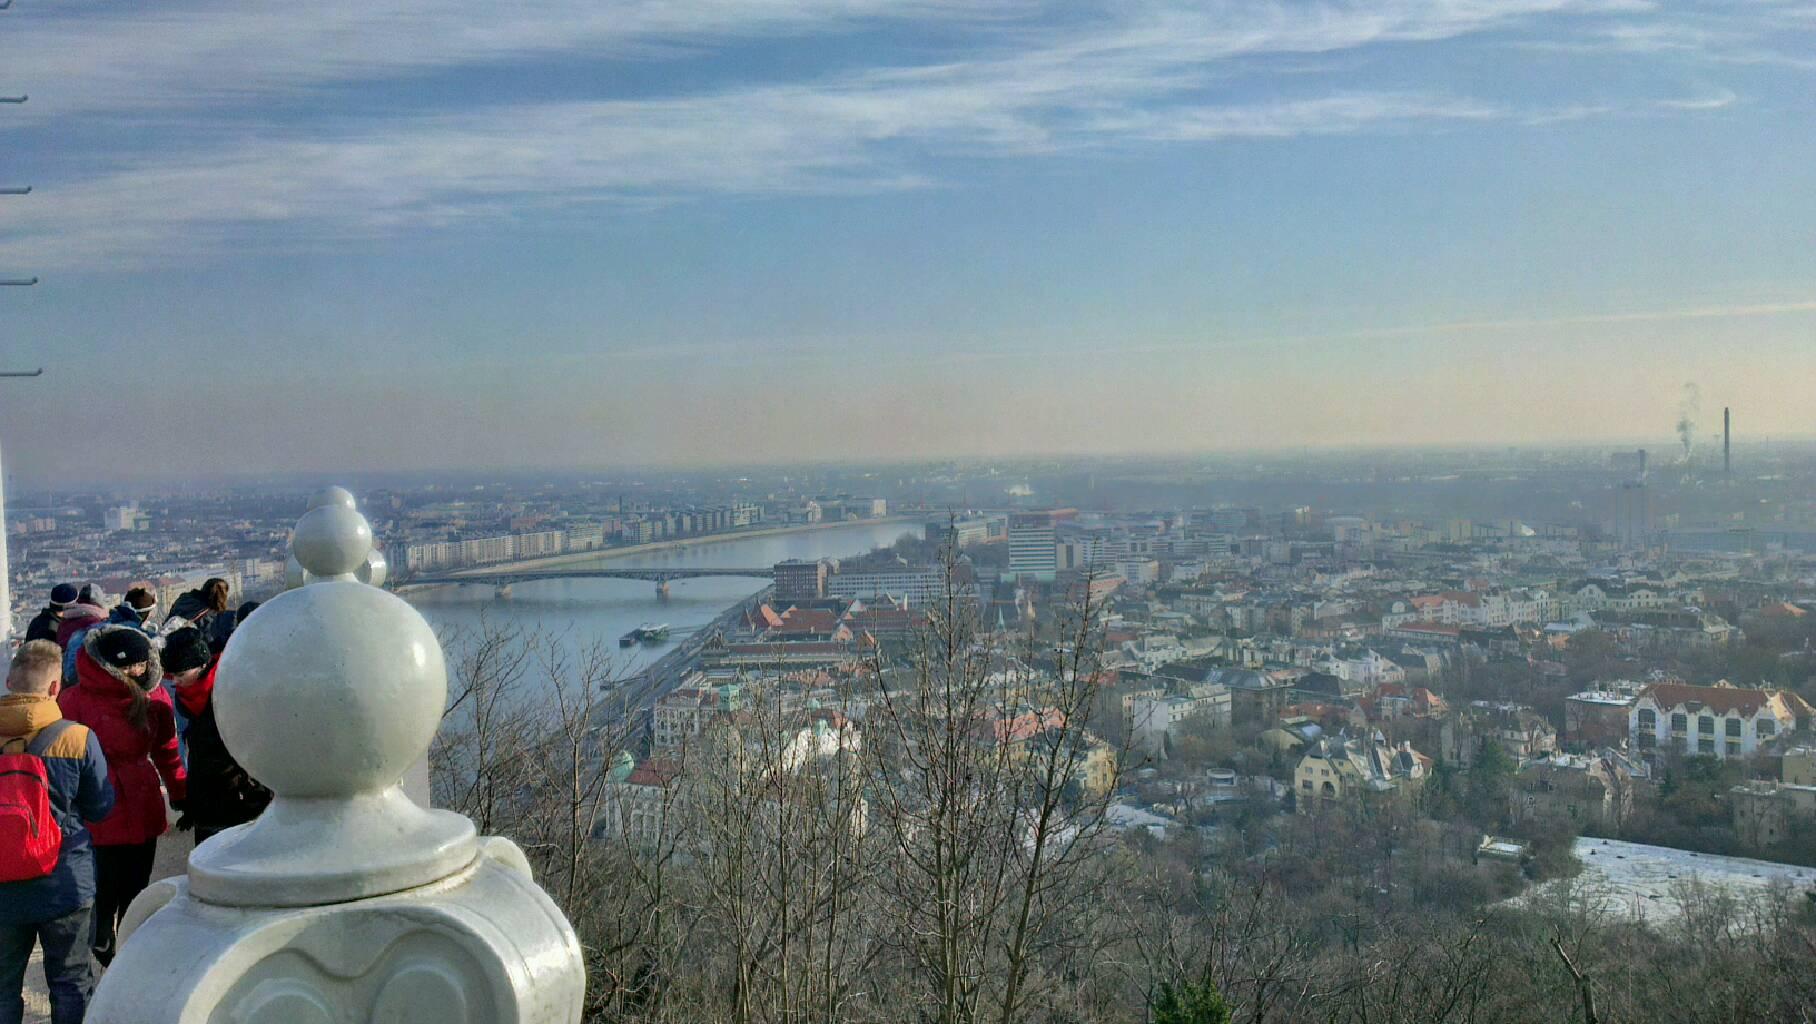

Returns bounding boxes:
[1630,682,1813,760]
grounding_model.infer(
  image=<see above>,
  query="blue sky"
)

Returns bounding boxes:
[1,0,1813,484]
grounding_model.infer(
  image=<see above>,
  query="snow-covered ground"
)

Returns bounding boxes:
[1516,837,1816,924]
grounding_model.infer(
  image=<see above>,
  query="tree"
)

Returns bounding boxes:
[866,558,1122,1024]
[1564,630,1619,685]
[1149,968,1230,1024]
[1466,740,1515,828]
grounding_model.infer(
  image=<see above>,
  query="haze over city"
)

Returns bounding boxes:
[3,0,1814,482]
[12,4,1816,1021]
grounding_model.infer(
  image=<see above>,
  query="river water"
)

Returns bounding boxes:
[409,520,918,678]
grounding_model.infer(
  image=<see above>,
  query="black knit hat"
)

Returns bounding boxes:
[50,583,79,606]
[162,626,212,676]
[92,628,151,668]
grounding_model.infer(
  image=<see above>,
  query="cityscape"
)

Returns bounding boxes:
[8,443,1816,1020]
[5,0,1816,1021]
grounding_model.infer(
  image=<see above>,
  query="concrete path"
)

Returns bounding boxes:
[21,827,193,1023]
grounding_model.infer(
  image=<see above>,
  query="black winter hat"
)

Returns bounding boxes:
[162,626,212,676]
[78,584,107,606]
[50,583,79,606]
[93,628,151,668]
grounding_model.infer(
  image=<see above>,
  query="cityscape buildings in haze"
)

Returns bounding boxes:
[5,1,1816,1020]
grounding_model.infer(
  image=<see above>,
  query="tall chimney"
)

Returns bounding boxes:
[1723,407,1731,481]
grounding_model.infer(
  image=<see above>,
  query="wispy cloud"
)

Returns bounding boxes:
[1656,87,1738,110]
[1516,5,1816,69]
[0,85,1545,270]
[0,0,1776,271]
[0,0,1011,125]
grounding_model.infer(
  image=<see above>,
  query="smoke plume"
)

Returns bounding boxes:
[1676,382,1700,460]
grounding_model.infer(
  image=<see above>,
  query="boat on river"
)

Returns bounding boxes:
[619,622,671,647]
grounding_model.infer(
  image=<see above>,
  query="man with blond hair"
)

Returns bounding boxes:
[0,641,113,1024]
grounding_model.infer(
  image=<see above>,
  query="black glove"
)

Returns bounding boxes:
[174,812,195,832]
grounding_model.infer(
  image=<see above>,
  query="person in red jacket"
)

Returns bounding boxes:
[56,626,185,966]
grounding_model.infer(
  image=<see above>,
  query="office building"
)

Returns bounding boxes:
[773,559,829,603]
[1613,481,1650,550]
[1008,512,1058,582]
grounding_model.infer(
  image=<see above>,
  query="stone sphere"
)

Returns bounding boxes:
[293,504,372,578]
[310,485,358,512]
[214,581,447,799]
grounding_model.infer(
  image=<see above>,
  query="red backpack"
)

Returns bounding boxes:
[0,721,74,883]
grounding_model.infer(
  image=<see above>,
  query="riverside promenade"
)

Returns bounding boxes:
[604,586,773,738]
[439,516,915,576]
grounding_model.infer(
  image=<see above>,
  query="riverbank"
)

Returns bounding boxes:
[444,516,920,576]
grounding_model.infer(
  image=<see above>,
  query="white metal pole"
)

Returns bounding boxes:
[0,438,9,649]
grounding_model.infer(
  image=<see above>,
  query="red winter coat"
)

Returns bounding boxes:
[58,631,186,846]
[55,603,106,650]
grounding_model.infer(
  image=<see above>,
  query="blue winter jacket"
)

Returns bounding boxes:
[0,694,115,923]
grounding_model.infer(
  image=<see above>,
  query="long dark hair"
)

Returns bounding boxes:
[84,626,161,734]
[123,666,157,733]
[203,578,231,615]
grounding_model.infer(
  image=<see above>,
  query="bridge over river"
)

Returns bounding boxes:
[394,566,776,599]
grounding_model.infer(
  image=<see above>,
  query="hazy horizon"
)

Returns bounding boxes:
[9,431,1812,495]
[3,1,1813,485]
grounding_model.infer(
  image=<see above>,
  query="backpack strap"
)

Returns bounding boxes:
[26,720,75,758]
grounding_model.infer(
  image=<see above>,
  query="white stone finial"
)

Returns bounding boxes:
[310,484,358,512]
[292,503,372,580]
[285,490,388,589]
[188,489,477,907]
[89,486,584,1023]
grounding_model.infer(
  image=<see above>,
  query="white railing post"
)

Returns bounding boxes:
[89,487,585,1023]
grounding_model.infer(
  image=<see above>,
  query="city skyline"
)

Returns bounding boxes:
[3,0,1814,484]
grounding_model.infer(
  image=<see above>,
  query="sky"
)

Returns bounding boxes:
[0,0,1813,486]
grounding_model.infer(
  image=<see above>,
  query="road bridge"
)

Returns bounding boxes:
[394,566,775,600]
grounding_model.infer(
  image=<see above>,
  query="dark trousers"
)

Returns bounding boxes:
[0,906,95,1024]
[91,841,157,963]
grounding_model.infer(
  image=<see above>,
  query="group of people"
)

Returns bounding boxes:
[0,580,270,1023]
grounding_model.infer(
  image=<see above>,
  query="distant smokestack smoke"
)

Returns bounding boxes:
[1676,383,1700,461]
[1724,407,1731,480]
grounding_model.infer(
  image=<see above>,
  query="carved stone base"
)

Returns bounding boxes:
[89,838,583,1024]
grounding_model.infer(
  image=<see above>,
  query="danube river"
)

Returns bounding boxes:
[408,520,919,677]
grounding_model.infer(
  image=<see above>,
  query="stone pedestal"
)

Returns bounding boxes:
[89,488,584,1023]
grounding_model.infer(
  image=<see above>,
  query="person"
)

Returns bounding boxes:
[56,627,184,966]
[104,588,158,637]
[53,586,107,653]
[164,578,234,650]
[62,587,157,688]
[24,585,80,645]
[160,628,270,844]
[0,641,113,1024]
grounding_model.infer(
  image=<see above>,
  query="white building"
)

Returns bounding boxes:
[1322,649,1405,687]
[1629,682,1812,759]
[104,504,149,532]
[1119,634,1187,674]
[1008,512,1058,581]
[514,529,568,559]
[1117,558,1160,586]
[1129,685,1232,758]
[825,568,944,605]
